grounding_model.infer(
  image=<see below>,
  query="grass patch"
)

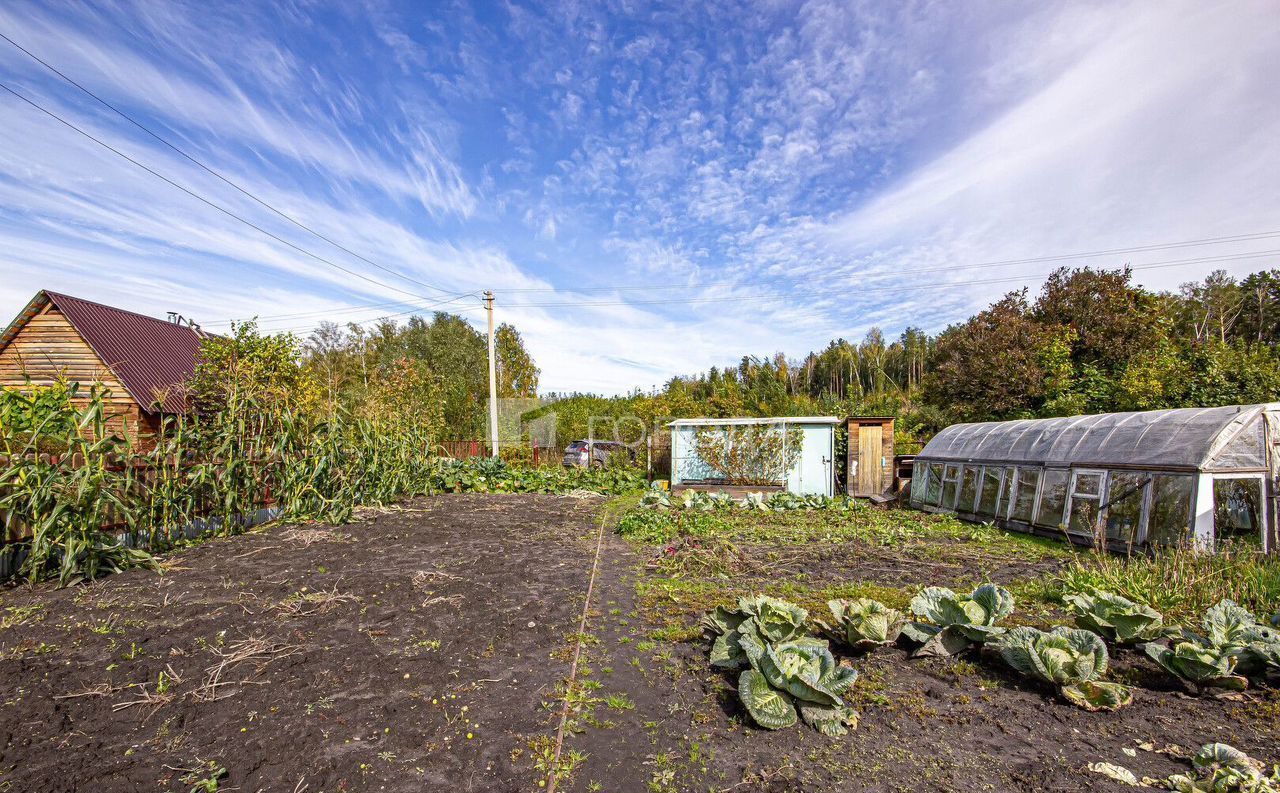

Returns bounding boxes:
[616,503,1068,565]
[1055,540,1280,622]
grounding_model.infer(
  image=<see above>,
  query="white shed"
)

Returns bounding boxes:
[667,417,840,497]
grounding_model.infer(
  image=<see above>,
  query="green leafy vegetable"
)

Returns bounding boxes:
[1143,637,1248,694]
[818,598,906,652]
[1144,599,1274,693]
[996,626,1133,711]
[1064,588,1173,644]
[1167,743,1280,792]
[736,633,859,735]
[702,595,808,669]
[901,584,1013,657]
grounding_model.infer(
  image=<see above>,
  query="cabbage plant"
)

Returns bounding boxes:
[901,584,1014,657]
[1167,743,1280,793]
[1144,599,1267,693]
[703,595,809,669]
[818,598,906,652]
[737,633,859,735]
[996,626,1133,711]
[1064,589,1172,644]
[1200,599,1261,652]
[1143,636,1248,694]
[1207,601,1280,681]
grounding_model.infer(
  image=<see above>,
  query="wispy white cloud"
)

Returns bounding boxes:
[0,0,1276,396]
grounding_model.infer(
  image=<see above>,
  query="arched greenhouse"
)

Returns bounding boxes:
[909,403,1278,553]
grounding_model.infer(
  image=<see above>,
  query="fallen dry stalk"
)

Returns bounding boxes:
[280,527,350,546]
[192,636,300,703]
[273,584,357,618]
[54,682,127,700]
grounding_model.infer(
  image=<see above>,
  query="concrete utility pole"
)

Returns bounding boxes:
[484,290,500,459]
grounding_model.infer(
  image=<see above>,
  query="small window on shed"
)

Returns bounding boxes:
[1035,469,1070,529]
[1147,475,1194,547]
[941,464,961,510]
[1214,477,1264,545]
[958,466,979,513]
[923,462,943,506]
[976,467,1002,517]
[1011,468,1040,524]
[1068,471,1104,536]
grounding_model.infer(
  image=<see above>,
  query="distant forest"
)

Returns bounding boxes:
[540,266,1280,450]
[300,266,1280,451]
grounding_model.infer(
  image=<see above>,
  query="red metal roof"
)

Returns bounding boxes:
[1,291,206,413]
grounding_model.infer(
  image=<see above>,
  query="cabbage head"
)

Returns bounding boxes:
[819,598,906,652]
[1143,635,1248,694]
[703,595,808,669]
[1200,601,1280,682]
[1064,589,1172,644]
[736,633,859,735]
[1238,624,1280,681]
[901,584,1014,657]
[1200,599,1261,652]
[1167,743,1280,793]
[996,626,1133,711]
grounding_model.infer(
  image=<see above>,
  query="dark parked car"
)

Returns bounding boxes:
[562,440,636,468]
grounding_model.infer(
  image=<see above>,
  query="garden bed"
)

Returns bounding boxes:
[0,495,1277,791]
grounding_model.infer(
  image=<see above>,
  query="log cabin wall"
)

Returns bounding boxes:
[0,303,148,442]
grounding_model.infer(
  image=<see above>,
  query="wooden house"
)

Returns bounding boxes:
[0,290,206,443]
[847,416,895,497]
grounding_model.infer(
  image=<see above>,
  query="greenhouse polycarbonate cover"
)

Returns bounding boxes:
[918,404,1278,471]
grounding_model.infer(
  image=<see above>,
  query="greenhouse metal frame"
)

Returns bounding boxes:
[909,403,1279,553]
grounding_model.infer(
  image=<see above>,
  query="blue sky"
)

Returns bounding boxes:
[1,1,1278,393]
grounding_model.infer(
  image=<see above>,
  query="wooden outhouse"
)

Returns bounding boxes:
[0,290,206,443]
[847,416,895,497]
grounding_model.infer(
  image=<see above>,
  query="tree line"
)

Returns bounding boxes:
[291,266,1278,451]
[542,266,1280,451]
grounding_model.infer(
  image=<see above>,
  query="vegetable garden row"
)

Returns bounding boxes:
[701,583,1280,789]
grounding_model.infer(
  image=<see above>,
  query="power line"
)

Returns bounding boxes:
[274,295,486,336]
[206,291,480,327]
[0,30,466,297]
[249,291,481,331]
[0,78,451,303]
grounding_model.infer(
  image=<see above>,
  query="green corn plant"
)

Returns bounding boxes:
[0,385,153,585]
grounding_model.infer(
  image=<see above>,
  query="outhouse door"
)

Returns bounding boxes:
[853,423,883,496]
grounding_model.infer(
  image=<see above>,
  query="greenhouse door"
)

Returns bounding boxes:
[1102,473,1151,551]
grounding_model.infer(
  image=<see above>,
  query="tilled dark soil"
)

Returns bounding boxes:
[0,494,604,792]
[1,496,1277,793]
